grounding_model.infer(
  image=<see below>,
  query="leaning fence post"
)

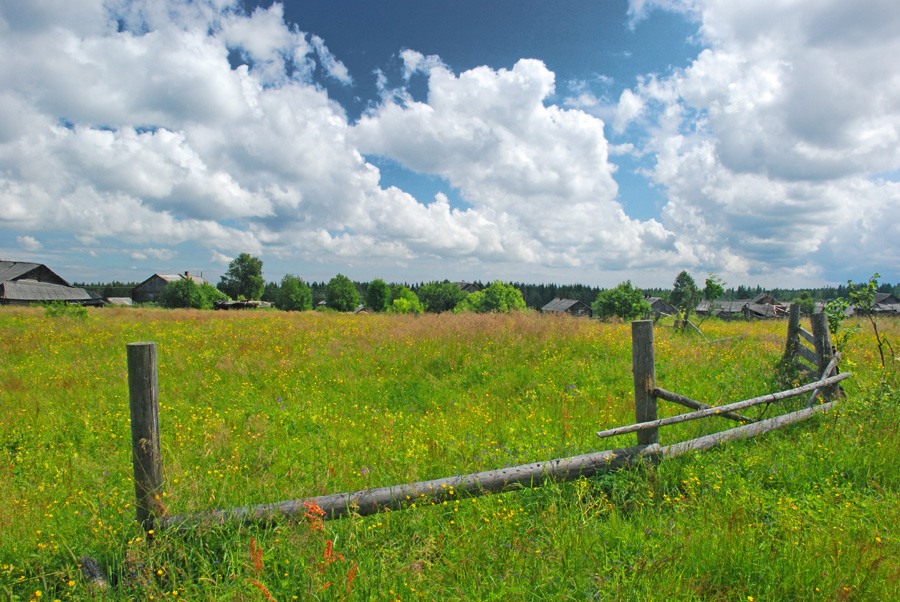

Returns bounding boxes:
[127,342,163,532]
[632,320,658,445]
[810,313,836,400]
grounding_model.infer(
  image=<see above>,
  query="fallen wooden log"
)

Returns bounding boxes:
[159,444,654,530]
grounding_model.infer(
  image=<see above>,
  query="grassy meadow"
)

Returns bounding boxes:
[1,307,899,601]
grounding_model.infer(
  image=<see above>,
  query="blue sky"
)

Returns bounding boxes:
[0,0,898,289]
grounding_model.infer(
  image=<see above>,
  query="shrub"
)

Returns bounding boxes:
[592,280,650,321]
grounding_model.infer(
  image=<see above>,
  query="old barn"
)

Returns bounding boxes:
[0,261,94,305]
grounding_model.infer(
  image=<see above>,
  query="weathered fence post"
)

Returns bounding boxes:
[810,313,836,400]
[782,303,800,366]
[632,320,658,445]
[127,342,163,532]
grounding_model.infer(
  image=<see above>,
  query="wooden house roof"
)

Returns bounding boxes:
[0,280,92,303]
[541,298,592,316]
[0,261,71,286]
[874,292,900,305]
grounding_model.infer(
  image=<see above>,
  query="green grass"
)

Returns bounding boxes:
[1,307,898,601]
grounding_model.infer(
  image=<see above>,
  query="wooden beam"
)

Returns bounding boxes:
[799,328,815,345]
[159,444,656,529]
[658,400,838,458]
[596,372,851,440]
[652,387,755,423]
[797,344,818,366]
[794,362,816,378]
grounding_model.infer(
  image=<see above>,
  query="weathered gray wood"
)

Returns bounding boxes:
[652,387,755,423]
[794,362,816,378]
[799,328,815,345]
[811,313,837,400]
[632,320,657,445]
[658,400,838,458]
[596,372,851,439]
[797,344,818,366]
[127,342,164,532]
[807,352,842,408]
[783,303,800,363]
[159,444,655,529]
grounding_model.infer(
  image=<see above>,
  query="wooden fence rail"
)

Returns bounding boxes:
[127,317,849,532]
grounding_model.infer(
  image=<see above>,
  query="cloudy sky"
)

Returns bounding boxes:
[1,0,898,288]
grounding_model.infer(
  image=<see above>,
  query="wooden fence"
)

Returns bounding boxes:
[127,317,850,532]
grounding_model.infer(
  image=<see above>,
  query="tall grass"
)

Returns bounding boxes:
[1,307,897,600]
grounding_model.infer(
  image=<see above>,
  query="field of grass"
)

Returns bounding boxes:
[1,307,898,601]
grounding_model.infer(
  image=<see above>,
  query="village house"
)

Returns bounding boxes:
[541,298,593,318]
[695,292,788,319]
[132,272,209,304]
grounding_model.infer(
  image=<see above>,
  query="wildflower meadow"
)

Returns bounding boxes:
[1,307,898,600]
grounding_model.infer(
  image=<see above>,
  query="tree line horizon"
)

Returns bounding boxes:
[75,252,900,315]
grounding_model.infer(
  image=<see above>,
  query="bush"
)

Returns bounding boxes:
[418,280,468,313]
[159,278,203,309]
[43,301,88,319]
[388,286,423,314]
[455,281,525,313]
[592,281,650,321]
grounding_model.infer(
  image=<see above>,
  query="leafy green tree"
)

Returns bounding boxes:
[418,280,469,314]
[794,291,816,317]
[198,282,228,309]
[848,273,894,368]
[277,274,312,311]
[670,270,700,329]
[592,280,651,321]
[326,273,360,312]
[418,280,468,313]
[159,278,203,309]
[388,286,423,314]
[365,278,391,312]
[217,253,264,300]
[455,281,525,313]
[703,273,725,304]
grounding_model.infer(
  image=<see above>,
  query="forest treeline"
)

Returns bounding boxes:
[76,278,900,310]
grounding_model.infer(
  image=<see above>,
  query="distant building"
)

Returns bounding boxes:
[132,272,209,304]
[541,298,593,318]
[644,296,677,317]
[454,282,483,294]
[0,261,94,306]
[695,292,787,319]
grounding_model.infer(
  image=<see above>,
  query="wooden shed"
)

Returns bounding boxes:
[541,298,593,318]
